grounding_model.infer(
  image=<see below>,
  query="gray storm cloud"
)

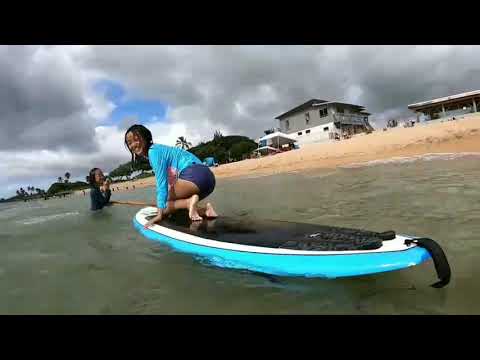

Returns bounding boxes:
[0,45,97,152]
[84,45,480,136]
[4,45,480,148]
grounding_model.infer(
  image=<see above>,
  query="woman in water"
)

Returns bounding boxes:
[124,124,217,227]
[88,168,113,211]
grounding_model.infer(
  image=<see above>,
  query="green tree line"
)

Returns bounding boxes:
[188,132,257,164]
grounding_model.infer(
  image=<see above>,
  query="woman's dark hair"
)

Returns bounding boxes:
[124,124,154,170]
[88,168,101,186]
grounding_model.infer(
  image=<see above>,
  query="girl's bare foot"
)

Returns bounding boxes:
[205,202,218,218]
[189,221,202,232]
[189,194,202,221]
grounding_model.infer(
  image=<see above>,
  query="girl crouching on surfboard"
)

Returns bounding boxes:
[124,124,218,227]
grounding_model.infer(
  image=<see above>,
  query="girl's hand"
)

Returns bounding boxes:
[145,219,156,228]
[144,210,163,229]
[103,179,111,191]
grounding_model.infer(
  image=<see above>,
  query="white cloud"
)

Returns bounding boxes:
[163,105,231,146]
[85,91,116,121]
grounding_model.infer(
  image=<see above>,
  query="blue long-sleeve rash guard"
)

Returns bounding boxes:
[148,144,202,209]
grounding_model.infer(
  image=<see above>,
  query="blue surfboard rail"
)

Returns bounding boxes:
[133,217,432,278]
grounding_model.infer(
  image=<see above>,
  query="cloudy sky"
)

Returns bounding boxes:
[2,45,480,198]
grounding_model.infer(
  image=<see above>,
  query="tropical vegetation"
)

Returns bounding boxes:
[188,131,257,164]
[176,136,192,150]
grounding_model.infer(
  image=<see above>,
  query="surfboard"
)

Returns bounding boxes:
[133,207,450,287]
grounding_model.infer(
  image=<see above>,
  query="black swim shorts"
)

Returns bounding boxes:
[179,164,216,200]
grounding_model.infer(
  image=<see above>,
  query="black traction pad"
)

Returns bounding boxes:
[148,210,394,251]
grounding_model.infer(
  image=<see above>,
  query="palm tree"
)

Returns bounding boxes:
[176,136,192,150]
[213,130,223,144]
[64,172,71,183]
[58,177,62,183]
[214,130,223,140]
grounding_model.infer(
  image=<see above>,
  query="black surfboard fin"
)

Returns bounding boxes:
[244,270,282,284]
[404,237,451,288]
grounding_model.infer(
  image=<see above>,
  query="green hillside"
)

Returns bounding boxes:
[46,181,90,195]
[188,135,257,164]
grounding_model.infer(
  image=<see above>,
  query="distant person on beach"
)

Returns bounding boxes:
[124,124,218,227]
[88,168,113,211]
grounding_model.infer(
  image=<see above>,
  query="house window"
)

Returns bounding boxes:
[323,127,329,131]
[286,120,290,130]
[298,132,302,136]
[337,107,344,114]
[306,129,311,134]
[319,108,328,118]
[305,112,310,124]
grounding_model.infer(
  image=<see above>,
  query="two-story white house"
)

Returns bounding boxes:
[274,99,374,146]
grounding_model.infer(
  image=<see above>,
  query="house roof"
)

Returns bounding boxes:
[252,146,282,153]
[275,99,367,119]
[408,90,480,110]
[275,99,328,119]
[313,101,365,110]
[258,131,297,142]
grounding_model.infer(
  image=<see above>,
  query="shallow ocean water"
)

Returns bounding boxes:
[1,154,479,314]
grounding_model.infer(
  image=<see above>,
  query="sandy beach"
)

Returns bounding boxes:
[213,114,480,179]
[75,113,480,195]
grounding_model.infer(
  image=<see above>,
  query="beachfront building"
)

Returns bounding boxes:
[273,99,374,146]
[253,131,297,157]
[408,90,480,122]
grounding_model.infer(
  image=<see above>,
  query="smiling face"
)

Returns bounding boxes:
[94,169,105,186]
[126,131,147,157]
